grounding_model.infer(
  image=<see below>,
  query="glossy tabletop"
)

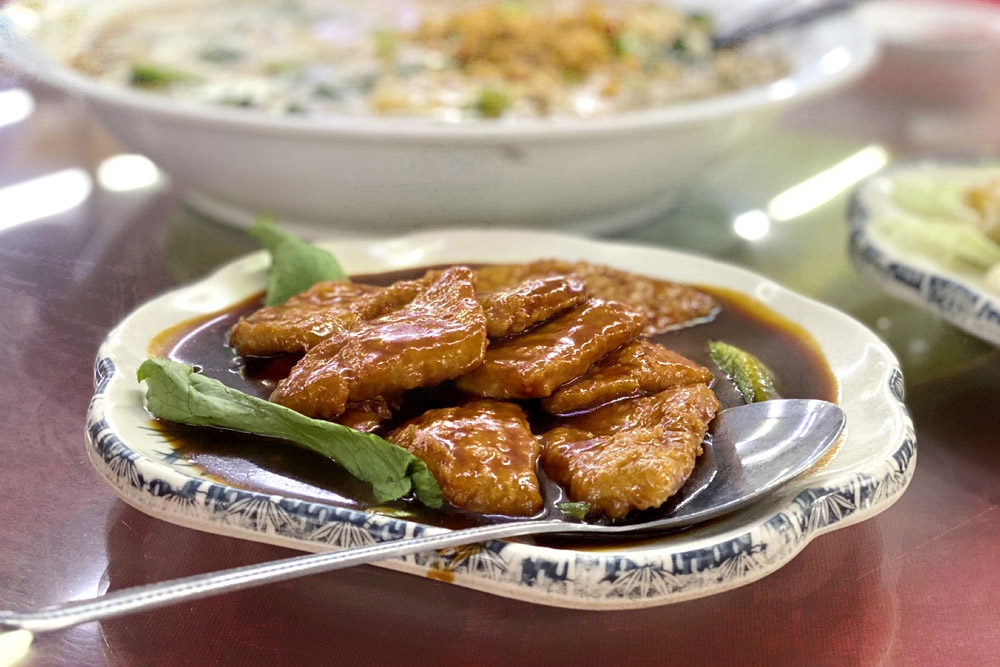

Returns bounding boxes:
[2,6,1000,666]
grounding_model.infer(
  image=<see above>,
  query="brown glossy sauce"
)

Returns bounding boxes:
[149,266,838,536]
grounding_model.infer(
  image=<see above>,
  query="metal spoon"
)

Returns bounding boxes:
[712,0,871,49]
[0,399,844,635]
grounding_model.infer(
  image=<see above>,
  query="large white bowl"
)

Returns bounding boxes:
[1,1,876,232]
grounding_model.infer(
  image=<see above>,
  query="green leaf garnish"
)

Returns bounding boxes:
[708,340,781,404]
[474,86,512,118]
[368,507,420,520]
[612,32,642,57]
[137,358,443,508]
[373,28,398,60]
[687,13,714,33]
[556,501,591,521]
[129,63,195,88]
[249,217,349,306]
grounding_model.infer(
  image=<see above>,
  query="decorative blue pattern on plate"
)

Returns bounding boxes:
[86,230,914,609]
[849,162,1000,346]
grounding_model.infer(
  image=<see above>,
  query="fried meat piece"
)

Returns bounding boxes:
[229,281,378,356]
[540,384,720,519]
[229,274,438,356]
[335,397,397,433]
[387,401,543,516]
[455,299,646,399]
[270,267,488,419]
[476,260,718,335]
[478,275,588,338]
[541,339,714,415]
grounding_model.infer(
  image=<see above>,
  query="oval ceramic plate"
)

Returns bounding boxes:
[849,162,1000,346]
[87,230,914,609]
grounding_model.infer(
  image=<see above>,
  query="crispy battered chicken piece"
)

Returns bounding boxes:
[270,267,487,419]
[476,260,718,335]
[229,273,438,356]
[541,384,720,519]
[541,339,714,415]
[477,275,588,338]
[387,401,543,516]
[455,299,646,399]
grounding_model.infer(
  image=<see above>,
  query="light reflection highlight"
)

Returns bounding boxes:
[0,88,35,128]
[370,240,430,268]
[97,154,161,192]
[766,78,798,101]
[821,46,851,74]
[908,338,930,357]
[767,145,889,221]
[5,4,40,31]
[0,629,34,667]
[733,209,771,241]
[0,169,93,231]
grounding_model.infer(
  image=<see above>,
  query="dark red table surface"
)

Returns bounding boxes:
[2,11,1000,666]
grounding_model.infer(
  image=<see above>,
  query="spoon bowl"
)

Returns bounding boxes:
[0,398,844,635]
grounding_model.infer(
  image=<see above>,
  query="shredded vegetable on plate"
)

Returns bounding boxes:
[869,169,1000,293]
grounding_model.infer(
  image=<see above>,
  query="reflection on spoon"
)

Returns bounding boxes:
[0,399,844,636]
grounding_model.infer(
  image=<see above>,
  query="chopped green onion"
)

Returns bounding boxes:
[556,502,592,521]
[474,86,512,118]
[129,63,194,88]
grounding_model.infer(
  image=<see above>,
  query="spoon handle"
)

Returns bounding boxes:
[712,0,870,49]
[0,519,566,634]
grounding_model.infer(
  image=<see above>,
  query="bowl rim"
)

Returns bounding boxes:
[859,0,1000,50]
[1,4,878,141]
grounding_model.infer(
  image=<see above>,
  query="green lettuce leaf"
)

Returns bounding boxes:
[249,217,349,305]
[137,358,443,508]
[708,340,781,404]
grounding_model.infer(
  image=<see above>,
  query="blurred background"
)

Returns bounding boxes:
[2,2,1000,665]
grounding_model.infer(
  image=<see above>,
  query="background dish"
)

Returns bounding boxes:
[87,230,914,609]
[1,1,876,232]
[857,0,1000,107]
[849,161,1000,347]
